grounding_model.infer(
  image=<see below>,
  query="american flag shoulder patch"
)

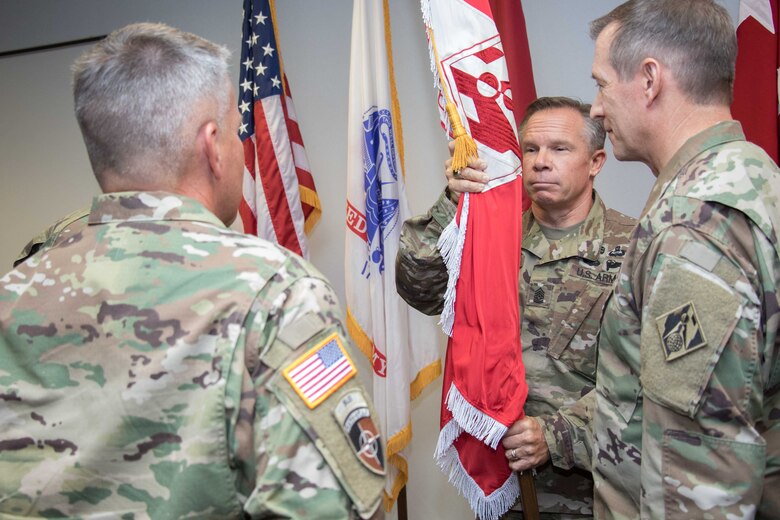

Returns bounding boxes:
[283,332,357,409]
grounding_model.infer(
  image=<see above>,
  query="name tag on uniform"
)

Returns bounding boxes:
[572,265,617,285]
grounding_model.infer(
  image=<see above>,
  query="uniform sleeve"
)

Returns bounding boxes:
[235,274,385,520]
[395,190,457,315]
[634,222,777,518]
[536,390,595,472]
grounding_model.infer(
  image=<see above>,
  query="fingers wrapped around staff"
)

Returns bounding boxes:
[502,417,551,473]
[444,156,489,200]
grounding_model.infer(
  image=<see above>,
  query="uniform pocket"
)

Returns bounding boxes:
[662,429,765,519]
[548,288,606,381]
[640,254,741,418]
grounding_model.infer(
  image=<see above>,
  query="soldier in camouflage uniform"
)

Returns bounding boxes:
[396,97,636,519]
[586,1,780,517]
[0,23,384,519]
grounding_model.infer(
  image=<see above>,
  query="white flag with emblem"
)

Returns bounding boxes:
[345,0,442,511]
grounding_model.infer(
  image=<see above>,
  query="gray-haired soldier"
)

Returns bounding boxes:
[588,0,780,517]
[0,23,384,519]
[396,97,636,519]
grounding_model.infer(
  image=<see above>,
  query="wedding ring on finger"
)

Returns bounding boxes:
[510,448,517,461]
[452,169,460,178]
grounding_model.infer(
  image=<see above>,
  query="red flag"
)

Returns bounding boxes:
[422,1,533,518]
[491,0,536,211]
[238,0,321,258]
[732,0,779,163]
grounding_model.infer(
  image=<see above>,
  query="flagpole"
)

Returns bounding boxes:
[397,485,408,520]
[518,473,540,520]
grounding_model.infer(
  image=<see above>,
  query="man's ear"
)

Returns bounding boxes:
[640,58,662,106]
[199,120,222,180]
[589,148,607,179]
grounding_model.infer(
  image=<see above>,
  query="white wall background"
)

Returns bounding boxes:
[0,1,739,518]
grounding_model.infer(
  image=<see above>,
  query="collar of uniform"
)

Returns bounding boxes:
[523,191,606,263]
[640,121,745,219]
[88,191,226,228]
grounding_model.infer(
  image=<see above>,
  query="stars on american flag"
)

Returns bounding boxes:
[239,0,284,139]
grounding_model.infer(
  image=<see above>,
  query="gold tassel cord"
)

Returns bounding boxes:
[427,26,479,173]
[445,103,478,173]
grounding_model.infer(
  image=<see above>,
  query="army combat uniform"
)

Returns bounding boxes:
[0,192,384,519]
[396,190,635,518]
[592,122,780,518]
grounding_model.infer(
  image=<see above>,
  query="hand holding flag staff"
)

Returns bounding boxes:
[420,1,534,518]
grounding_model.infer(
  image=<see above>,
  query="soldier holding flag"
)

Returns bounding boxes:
[397,96,636,519]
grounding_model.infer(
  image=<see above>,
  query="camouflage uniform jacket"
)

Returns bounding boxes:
[396,190,636,516]
[592,122,780,519]
[0,192,385,519]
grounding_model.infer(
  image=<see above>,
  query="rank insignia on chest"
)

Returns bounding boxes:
[333,390,385,475]
[528,281,554,308]
[655,302,707,362]
[283,333,357,409]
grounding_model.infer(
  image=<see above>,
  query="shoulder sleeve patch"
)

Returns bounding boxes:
[654,301,707,361]
[640,253,741,417]
[269,327,384,518]
[283,332,357,409]
[333,390,385,475]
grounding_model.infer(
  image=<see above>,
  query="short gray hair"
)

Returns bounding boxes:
[72,23,231,186]
[519,97,606,153]
[590,0,736,106]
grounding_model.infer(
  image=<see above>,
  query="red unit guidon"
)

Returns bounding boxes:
[283,332,357,409]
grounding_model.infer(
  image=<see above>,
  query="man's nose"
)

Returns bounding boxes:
[590,94,604,119]
[533,148,550,170]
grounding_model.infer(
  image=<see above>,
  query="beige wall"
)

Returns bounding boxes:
[0,1,738,518]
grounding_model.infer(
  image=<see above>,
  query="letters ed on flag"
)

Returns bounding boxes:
[346,0,441,511]
[238,0,321,258]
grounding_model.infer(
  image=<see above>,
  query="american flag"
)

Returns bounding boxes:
[283,335,357,409]
[238,0,321,258]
